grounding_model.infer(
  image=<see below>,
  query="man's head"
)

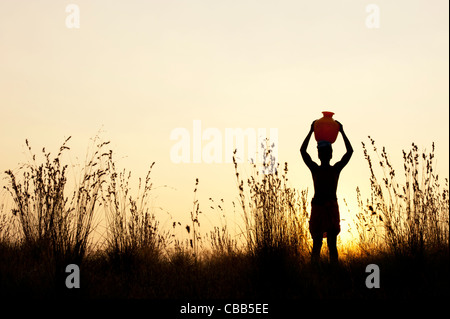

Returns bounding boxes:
[317,141,332,164]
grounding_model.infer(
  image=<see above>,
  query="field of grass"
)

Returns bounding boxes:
[0,136,448,300]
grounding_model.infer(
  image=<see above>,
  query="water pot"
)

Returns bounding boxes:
[314,111,340,144]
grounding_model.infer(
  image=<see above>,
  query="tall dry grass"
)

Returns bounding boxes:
[208,198,239,256]
[233,143,310,260]
[102,152,169,265]
[356,137,449,257]
[1,135,448,299]
[3,136,109,266]
[0,192,16,246]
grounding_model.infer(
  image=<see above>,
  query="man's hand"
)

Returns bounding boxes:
[336,120,343,133]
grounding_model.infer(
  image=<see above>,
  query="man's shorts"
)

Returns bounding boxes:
[309,199,341,239]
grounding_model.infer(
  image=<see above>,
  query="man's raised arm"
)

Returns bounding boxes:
[335,121,353,169]
[300,121,316,169]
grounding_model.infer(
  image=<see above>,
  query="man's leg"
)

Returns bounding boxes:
[311,236,323,263]
[327,233,338,263]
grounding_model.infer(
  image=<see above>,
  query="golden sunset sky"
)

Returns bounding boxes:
[1,0,448,244]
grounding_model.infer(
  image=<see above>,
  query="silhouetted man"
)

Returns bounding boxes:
[300,120,353,263]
